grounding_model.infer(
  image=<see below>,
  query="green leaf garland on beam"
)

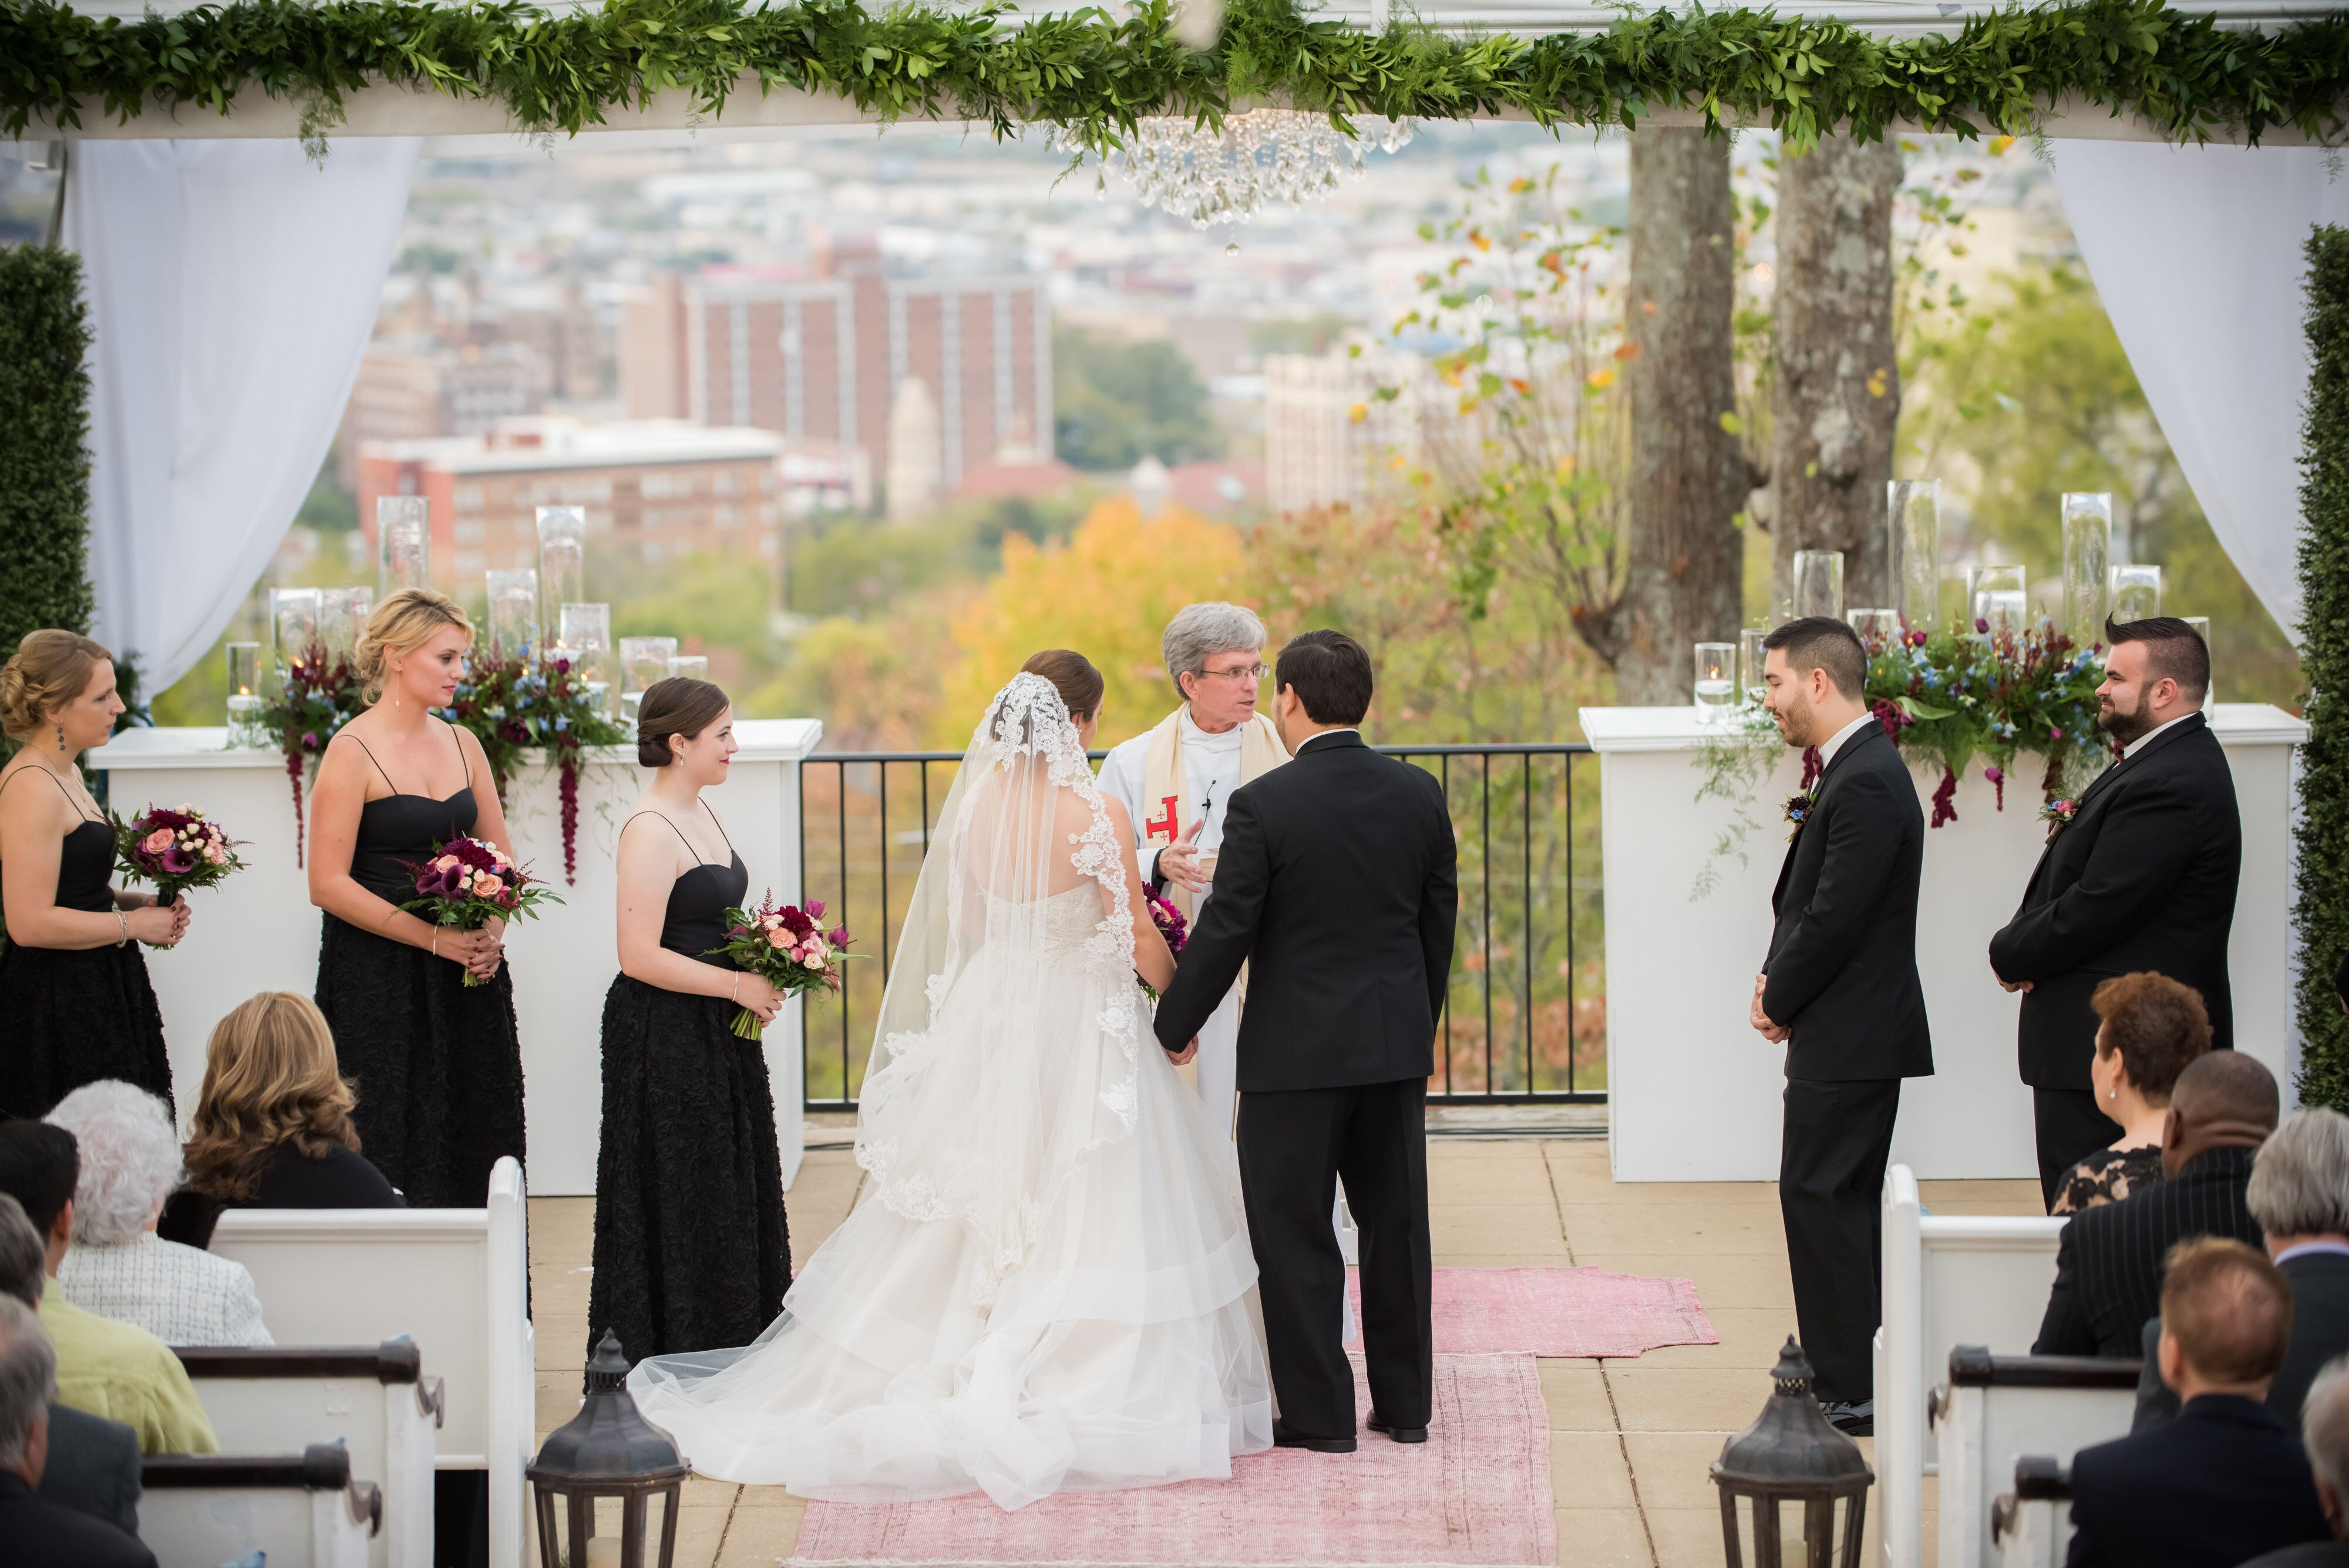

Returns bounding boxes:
[2,0,2347,157]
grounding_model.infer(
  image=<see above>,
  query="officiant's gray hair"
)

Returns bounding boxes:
[1163,603,1266,692]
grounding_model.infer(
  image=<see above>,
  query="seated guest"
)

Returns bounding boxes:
[2036,1051,2276,1356]
[0,1122,216,1455]
[159,992,403,1250]
[2137,1108,2349,1431]
[2067,1239,2328,1568]
[2052,973,2211,1216]
[2243,1357,2349,1567]
[44,1082,270,1347]
[0,1295,154,1568]
[0,1195,139,1538]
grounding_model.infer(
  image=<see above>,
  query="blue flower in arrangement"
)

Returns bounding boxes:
[553,716,569,733]
[484,705,506,720]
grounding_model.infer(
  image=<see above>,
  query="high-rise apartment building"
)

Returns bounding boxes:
[1263,349,1423,514]
[623,240,1052,507]
[337,339,551,489]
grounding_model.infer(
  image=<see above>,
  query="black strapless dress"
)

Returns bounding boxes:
[314,780,527,1209]
[588,815,791,1361]
[0,813,171,1120]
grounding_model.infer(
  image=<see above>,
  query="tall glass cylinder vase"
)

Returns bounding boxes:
[1692,642,1735,716]
[1790,550,1845,621]
[2059,493,2112,646]
[558,603,614,718]
[536,507,586,628]
[226,642,263,744]
[270,587,322,681]
[1968,564,2027,635]
[2109,564,2162,623]
[1886,479,1941,631]
[485,569,540,660]
[1739,627,1771,708]
[2182,615,2213,699]
[668,654,710,682]
[1845,608,1897,647]
[378,496,430,595]
[319,587,373,662]
[618,636,676,725]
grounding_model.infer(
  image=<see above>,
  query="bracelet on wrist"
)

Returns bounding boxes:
[115,909,129,948]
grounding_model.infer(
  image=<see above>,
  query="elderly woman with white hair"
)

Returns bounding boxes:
[44,1082,270,1348]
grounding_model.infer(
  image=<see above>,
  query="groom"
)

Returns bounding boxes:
[1153,631,1458,1452]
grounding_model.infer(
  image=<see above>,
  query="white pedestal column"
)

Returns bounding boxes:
[1578,704,2306,1182]
[92,719,824,1195]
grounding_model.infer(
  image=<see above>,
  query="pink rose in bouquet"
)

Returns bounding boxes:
[113,803,245,925]
[705,892,859,1038]
[401,836,562,985]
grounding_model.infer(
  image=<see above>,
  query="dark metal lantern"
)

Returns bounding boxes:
[527,1331,689,1568]
[1709,1338,1875,1568]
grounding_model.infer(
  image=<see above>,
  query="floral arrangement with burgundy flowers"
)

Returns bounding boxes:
[254,636,364,866]
[706,892,859,1039]
[401,835,561,986]
[113,802,244,914]
[1139,886,1187,1000]
[434,648,625,885]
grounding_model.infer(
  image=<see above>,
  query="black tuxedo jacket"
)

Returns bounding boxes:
[2065,1395,2329,1568]
[36,1404,140,1537]
[2033,1144,2261,1357]
[1988,712,2241,1090]
[1152,731,1458,1093]
[1761,723,1933,1082]
[0,1472,154,1568]
[2132,1248,2349,1431]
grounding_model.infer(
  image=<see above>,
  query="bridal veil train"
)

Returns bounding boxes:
[628,671,1274,1509]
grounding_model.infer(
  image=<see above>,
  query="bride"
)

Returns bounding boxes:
[628,651,1274,1509]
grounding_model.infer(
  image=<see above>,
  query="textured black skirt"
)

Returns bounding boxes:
[314,914,526,1210]
[588,974,792,1361]
[0,939,172,1120]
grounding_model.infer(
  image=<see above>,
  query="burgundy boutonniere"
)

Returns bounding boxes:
[1784,789,1818,840]
[2040,798,2078,842]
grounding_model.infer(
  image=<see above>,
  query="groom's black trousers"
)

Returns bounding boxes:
[1236,1077,1433,1440]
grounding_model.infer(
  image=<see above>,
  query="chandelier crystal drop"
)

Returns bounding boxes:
[1054,110,1415,228]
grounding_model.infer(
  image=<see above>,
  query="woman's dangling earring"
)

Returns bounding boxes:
[56,724,66,755]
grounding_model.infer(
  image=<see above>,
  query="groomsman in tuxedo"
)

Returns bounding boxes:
[1155,631,1458,1452]
[1750,617,1934,1436]
[1989,616,2241,1209]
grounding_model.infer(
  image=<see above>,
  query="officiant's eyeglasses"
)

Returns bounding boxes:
[1197,663,1272,682]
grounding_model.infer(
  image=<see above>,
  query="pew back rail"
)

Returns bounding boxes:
[1936,1349,2140,1568]
[142,1441,380,1568]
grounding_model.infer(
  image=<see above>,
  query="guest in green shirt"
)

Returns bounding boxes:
[0,1122,214,1455]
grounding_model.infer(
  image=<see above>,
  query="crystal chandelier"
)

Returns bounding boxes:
[1053,111,1416,229]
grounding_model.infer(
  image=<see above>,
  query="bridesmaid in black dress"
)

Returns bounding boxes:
[590,678,791,1360]
[0,631,186,1119]
[307,590,525,1209]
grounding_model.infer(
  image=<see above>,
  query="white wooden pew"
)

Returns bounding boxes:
[177,1341,443,1568]
[210,1157,533,1568]
[141,1441,379,1568]
[1935,1348,2139,1568]
[1991,1456,2074,1568]
[1876,1165,2066,1568]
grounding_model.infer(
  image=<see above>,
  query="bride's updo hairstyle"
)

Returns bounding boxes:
[637,677,731,767]
[0,629,112,741]
[1018,650,1103,724]
[355,588,472,704]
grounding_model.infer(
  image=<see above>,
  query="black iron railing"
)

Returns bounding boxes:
[797,742,1602,1111]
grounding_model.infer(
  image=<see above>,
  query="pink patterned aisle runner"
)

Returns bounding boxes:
[1348,1266,1717,1358]
[787,1354,1554,1566]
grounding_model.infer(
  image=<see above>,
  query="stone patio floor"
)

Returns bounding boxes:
[528,1122,2041,1567]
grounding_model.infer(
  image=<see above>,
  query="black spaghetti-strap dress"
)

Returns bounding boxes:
[0,772,172,1119]
[588,806,790,1360]
[313,726,526,1209]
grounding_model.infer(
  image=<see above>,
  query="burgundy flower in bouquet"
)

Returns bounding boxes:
[705,892,860,1038]
[113,803,244,930]
[1139,886,1187,1000]
[401,836,562,985]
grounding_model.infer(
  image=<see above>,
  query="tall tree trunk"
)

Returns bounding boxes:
[1620,127,1746,705]
[1771,134,1902,616]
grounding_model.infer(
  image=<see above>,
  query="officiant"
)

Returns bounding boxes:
[1099,602,1290,1132]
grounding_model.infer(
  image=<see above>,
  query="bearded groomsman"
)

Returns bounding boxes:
[1099,602,1290,1131]
[1751,617,1934,1436]
[1990,616,2241,1210]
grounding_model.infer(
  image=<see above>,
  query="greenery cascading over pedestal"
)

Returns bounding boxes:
[0,243,95,676]
[2296,227,2349,1114]
[1,0,2347,156]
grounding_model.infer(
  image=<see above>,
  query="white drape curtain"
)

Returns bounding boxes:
[63,137,420,694]
[2050,140,2349,647]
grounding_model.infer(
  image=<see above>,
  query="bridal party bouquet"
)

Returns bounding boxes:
[113,803,244,921]
[706,893,858,1039]
[401,836,562,985]
[1139,887,1187,1001]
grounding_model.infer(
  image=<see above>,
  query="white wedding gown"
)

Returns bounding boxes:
[628,674,1274,1509]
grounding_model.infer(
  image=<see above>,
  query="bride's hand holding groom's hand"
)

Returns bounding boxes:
[1167,1036,1199,1066]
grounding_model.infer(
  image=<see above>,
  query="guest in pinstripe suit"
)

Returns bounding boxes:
[2035,1051,2277,1357]
[1989,616,2240,1210]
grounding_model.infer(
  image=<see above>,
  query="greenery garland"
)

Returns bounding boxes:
[0,244,95,688]
[2295,227,2349,1115]
[2,0,2347,158]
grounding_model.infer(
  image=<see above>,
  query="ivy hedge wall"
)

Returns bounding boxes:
[2298,226,2349,1113]
[0,244,95,672]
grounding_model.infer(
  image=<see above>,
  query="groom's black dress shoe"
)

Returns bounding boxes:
[1272,1421,1356,1453]
[1366,1411,1428,1444]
